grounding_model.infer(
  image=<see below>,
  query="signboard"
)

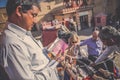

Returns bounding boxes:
[48,38,68,55]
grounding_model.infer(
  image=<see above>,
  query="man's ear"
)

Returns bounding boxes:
[16,6,22,16]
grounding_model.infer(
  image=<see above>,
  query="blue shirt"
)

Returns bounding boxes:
[80,38,103,56]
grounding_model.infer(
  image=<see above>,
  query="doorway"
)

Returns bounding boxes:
[79,15,89,30]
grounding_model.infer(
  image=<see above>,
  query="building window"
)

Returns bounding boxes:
[80,15,89,29]
[97,17,101,23]
[83,0,88,6]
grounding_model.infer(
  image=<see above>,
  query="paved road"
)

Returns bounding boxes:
[78,27,93,41]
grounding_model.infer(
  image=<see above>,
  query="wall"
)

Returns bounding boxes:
[39,1,64,21]
[94,0,117,16]
[0,7,7,31]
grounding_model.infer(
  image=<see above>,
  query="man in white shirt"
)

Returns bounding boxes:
[0,0,62,80]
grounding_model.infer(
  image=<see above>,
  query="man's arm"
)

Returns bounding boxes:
[0,43,46,80]
[80,39,88,46]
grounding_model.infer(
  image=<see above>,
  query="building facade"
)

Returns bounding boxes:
[93,0,120,26]
[39,0,95,31]
[0,0,120,31]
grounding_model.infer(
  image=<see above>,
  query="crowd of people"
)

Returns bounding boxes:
[0,0,120,80]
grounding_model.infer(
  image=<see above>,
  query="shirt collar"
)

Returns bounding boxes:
[91,37,100,41]
[7,22,28,39]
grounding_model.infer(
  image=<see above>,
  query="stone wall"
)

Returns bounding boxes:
[0,7,7,31]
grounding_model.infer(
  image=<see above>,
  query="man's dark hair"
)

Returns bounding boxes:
[99,26,120,45]
[6,0,39,16]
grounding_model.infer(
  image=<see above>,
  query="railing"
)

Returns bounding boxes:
[63,0,94,8]
[62,4,94,14]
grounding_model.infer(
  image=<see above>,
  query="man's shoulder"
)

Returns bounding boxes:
[97,38,103,43]
[1,30,24,46]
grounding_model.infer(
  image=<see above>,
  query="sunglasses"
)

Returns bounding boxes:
[72,41,77,43]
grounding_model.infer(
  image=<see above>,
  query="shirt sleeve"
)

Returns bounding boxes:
[47,60,59,69]
[80,39,88,46]
[0,43,47,80]
[95,45,116,64]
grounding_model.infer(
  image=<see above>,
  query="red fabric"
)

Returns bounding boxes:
[82,76,92,80]
[42,30,57,47]
[114,67,119,78]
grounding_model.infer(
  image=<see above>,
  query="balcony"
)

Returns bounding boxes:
[61,4,94,14]
[63,0,94,8]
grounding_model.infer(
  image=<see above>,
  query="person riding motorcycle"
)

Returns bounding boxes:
[95,26,120,64]
[94,26,120,79]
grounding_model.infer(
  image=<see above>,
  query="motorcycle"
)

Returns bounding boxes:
[76,51,120,80]
[62,47,120,80]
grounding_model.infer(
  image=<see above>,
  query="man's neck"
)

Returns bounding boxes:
[92,38,99,41]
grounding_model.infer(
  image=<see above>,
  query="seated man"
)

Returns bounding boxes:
[80,30,103,62]
[94,26,120,78]
[95,26,120,64]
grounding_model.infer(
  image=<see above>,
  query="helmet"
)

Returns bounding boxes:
[99,26,120,46]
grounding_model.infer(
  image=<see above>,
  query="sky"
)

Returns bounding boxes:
[0,0,7,7]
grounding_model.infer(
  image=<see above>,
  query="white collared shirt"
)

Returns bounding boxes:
[0,22,59,80]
